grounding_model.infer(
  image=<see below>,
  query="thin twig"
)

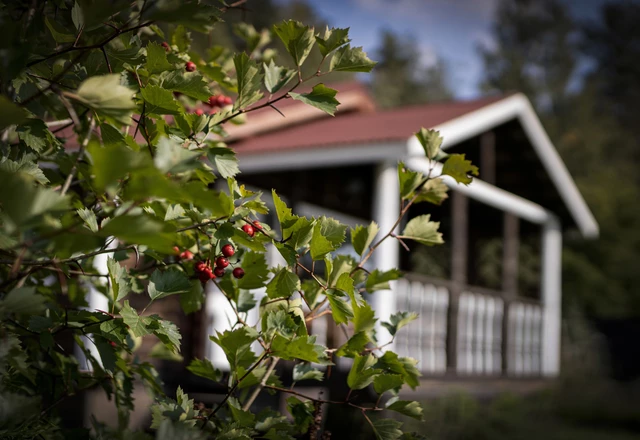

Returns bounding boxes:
[242,357,279,411]
[60,116,95,195]
[0,245,136,267]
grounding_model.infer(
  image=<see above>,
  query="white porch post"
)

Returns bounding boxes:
[541,216,562,376]
[372,161,400,345]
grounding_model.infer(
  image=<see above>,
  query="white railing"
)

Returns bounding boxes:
[393,274,543,377]
[393,278,448,374]
[457,292,503,375]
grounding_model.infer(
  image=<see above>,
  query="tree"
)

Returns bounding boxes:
[0,1,478,438]
[480,0,640,319]
[371,30,452,108]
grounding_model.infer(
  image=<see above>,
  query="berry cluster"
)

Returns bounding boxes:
[193,244,245,284]
[208,94,233,108]
[173,246,193,260]
[242,220,262,238]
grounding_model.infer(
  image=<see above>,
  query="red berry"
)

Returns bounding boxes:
[215,256,229,268]
[216,95,227,107]
[208,95,218,107]
[173,246,180,254]
[161,42,170,52]
[214,267,225,277]
[209,108,218,115]
[109,341,117,348]
[232,267,245,279]
[224,96,233,105]
[221,244,235,257]
[185,61,197,72]
[253,220,263,230]
[195,261,206,271]
[242,224,255,237]
[195,108,204,116]
[180,250,194,260]
[199,267,214,283]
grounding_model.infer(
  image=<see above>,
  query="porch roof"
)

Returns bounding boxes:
[230,94,507,154]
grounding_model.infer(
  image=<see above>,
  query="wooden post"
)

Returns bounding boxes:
[480,131,496,185]
[541,217,562,376]
[448,191,468,373]
[372,161,400,350]
[501,213,519,374]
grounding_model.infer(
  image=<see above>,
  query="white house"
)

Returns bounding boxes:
[202,81,598,388]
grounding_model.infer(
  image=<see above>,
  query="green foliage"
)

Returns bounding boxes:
[0,4,478,438]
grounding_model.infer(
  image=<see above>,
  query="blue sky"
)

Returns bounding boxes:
[278,0,611,99]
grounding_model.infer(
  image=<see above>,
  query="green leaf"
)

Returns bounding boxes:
[16,119,57,153]
[74,74,136,125]
[0,170,68,229]
[316,26,350,57]
[352,299,377,334]
[398,162,424,200]
[154,137,201,173]
[326,290,354,325]
[336,331,370,358]
[0,95,27,130]
[237,251,269,289]
[210,327,258,369]
[100,123,126,148]
[120,300,149,337]
[365,269,402,292]
[150,341,183,361]
[318,216,347,247]
[266,268,301,299]
[187,358,221,382]
[375,352,421,390]
[94,338,118,373]
[441,153,479,185]
[386,400,424,421]
[416,178,449,205]
[107,257,131,302]
[398,215,443,246]
[148,268,191,301]
[45,16,75,43]
[172,25,191,52]
[289,83,339,116]
[206,145,239,178]
[165,204,186,221]
[272,20,316,66]
[263,59,295,94]
[147,317,182,352]
[270,335,328,363]
[87,142,150,192]
[1,287,45,316]
[373,374,404,394]
[147,1,220,33]
[292,364,323,382]
[141,85,182,115]
[370,418,403,440]
[180,280,204,314]
[160,70,212,101]
[0,157,48,185]
[76,207,99,232]
[381,312,418,337]
[237,290,257,313]
[347,354,380,390]
[146,42,172,74]
[263,309,299,340]
[329,44,376,72]
[233,52,263,110]
[415,128,443,160]
[71,1,84,30]
[309,222,334,260]
[287,397,314,435]
[100,214,178,254]
[351,222,379,256]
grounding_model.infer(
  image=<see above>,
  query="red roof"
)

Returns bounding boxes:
[231,94,507,155]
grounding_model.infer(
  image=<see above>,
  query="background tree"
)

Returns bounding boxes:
[371,29,452,108]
